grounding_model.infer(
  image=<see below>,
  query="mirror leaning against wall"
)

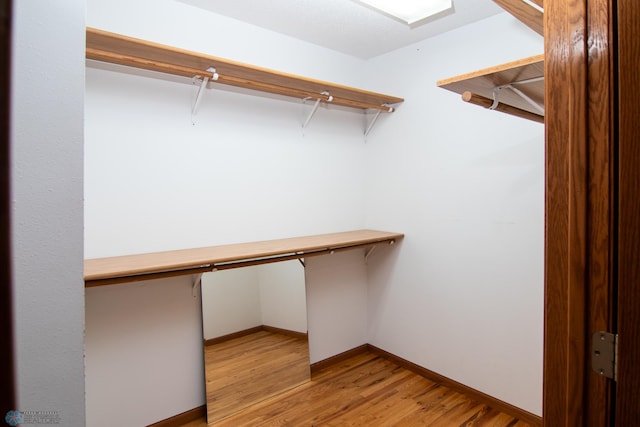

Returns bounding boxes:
[200,260,309,424]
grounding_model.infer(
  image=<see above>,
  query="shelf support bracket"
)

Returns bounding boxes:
[192,273,203,298]
[364,105,393,137]
[364,245,377,263]
[490,76,545,115]
[192,67,219,116]
[303,91,332,128]
[365,110,382,137]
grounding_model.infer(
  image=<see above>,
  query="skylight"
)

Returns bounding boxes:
[354,0,453,26]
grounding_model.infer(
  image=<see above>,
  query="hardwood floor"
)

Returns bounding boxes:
[184,345,533,426]
[204,330,310,423]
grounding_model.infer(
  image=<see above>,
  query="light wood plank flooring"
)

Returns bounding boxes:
[204,330,310,423]
[184,341,533,426]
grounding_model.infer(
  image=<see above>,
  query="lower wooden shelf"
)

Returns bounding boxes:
[84,229,404,287]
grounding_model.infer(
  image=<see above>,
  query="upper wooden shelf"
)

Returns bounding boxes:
[437,54,544,123]
[493,0,543,36]
[86,27,404,113]
[436,0,544,123]
[85,229,404,287]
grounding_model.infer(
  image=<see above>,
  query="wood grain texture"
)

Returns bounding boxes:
[493,0,544,35]
[543,0,593,425]
[616,0,640,423]
[86,28,403,110]
[437,54,544,116]
[367,345,542,426]
[462,91,544,123]
[584,0,616,424]
[84,229,403,286]
[204,330,310,424]
[147,406,206,427]
[182,350,535,426]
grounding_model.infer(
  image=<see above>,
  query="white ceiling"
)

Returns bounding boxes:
[177,0,504,59]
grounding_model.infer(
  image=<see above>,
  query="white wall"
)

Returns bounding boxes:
[201,261,307,340]
[11,1,86,426]
[259,261,307,334]
[201,267,262,340]
[306,250,369,364]
[84,0,545,423]
[85,278,204,427]
[363,14,544,415]
[84,0,373,425]
[84,0,372,259]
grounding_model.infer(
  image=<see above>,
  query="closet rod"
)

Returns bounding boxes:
[84,239,396,287]
[87,49,395,112]
[462,91,544,123]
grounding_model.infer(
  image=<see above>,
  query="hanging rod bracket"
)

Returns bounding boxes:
[490,76,544,115]
[303,91,332,128]
[192,67,219,116]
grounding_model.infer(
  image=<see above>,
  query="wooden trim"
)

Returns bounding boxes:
[146,405,206,427]
[584,0,616,424]
[204,326,264,346]
[168,344,542,425]
[543,0,589,424]
[204,325,307,346]
[367,344,542,426]
[615,0,640,423]
[309,344,369,375]
[544,0,617,425]
[0,0,15,417]
[261,325,307,341]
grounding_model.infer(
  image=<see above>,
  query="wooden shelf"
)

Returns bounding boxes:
[86,27,404,112]
[85,229,404,287]
[493,0,543,36]
[436,1,544,122]
[437,54,544,123]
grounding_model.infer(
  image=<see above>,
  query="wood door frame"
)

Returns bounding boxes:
[0,0,15,417]
[0,0,628,424]
[615,0,640,423]
[544,0,616,425]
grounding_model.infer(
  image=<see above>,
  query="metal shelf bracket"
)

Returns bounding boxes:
[364,245,377,263]
[192,273,204,298]
[364,105,394,137]
[490,76,545,115]
[303,91,332,128]
[192,67,219,116]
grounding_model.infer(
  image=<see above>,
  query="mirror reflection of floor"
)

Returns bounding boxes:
[204,329,310,424]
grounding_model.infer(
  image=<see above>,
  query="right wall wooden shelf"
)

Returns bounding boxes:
[437,0,544,123]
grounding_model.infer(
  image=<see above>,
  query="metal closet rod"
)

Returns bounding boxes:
[87,49,395,112]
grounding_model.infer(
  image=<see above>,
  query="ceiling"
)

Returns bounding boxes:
[177,0,505,59]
